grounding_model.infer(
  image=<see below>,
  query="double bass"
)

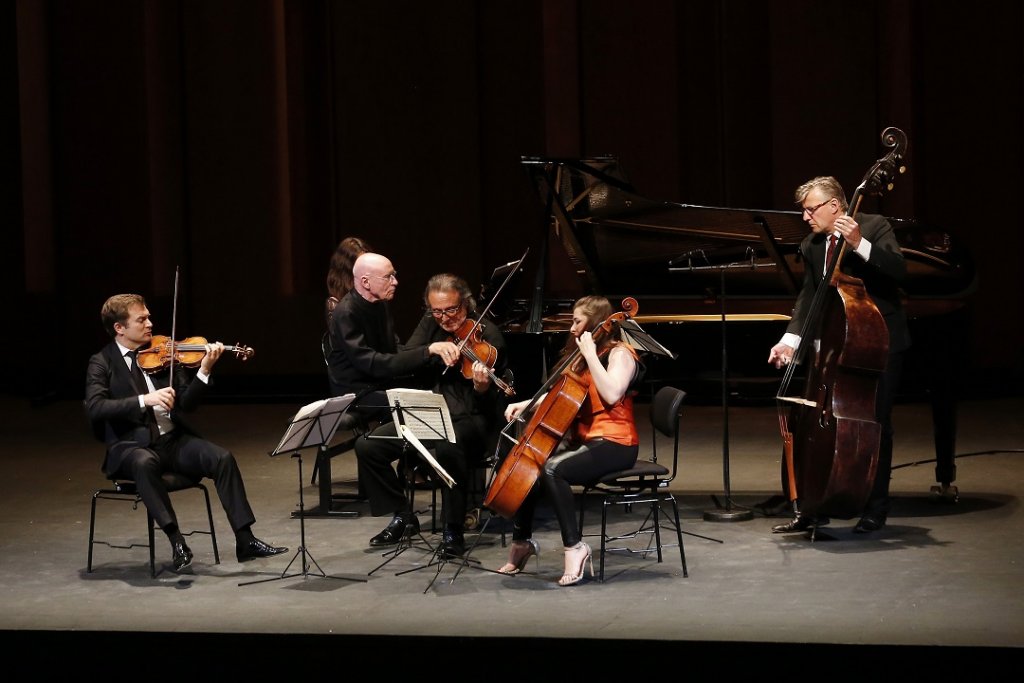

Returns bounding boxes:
[483,298,638,519]
[776,127,908,522]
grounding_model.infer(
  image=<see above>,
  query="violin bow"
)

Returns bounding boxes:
[444,248,529,371]
[169,266,180,388]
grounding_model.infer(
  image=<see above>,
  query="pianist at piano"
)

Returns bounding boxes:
[325,253,461,539]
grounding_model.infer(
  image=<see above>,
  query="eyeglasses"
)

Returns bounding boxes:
[427,304,462,318]
[368,271,398,282]
[802,199,833,217]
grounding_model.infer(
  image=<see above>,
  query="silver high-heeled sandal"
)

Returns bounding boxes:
[558,541,593,586]
[497,538,540,574]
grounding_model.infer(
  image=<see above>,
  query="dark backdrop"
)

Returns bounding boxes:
[6,0,1022,403]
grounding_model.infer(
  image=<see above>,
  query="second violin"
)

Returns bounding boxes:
[449,318,515,396]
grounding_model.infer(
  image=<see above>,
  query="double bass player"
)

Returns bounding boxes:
[768,176,910,535]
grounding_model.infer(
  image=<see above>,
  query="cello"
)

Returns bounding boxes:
[776,127,908,522]
[483,298,638,519]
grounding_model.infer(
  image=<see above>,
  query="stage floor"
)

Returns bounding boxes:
[2,394,1022,673]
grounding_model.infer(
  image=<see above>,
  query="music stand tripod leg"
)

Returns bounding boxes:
[368,455,436,576]
[446,513,507,586]
[240,447,366,587]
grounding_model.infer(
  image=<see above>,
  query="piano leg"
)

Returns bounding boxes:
[916,309,965,504]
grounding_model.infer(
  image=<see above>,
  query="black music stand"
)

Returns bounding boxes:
[367,390,457,588]
[669,250,775,522]
[239,395,367,587]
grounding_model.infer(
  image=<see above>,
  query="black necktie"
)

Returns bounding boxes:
[127,350,160,442]
[127,350,147,393]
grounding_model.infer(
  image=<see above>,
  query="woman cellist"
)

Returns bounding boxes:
[768,173,910,536]
[496,295,642,585]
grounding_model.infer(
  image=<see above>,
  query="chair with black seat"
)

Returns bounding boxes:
[577,385,689,582]
[306,331,375,517]
[87,471,220,577]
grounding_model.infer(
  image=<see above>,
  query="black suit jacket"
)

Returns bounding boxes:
[325,289,432,396]
[786,212,911,353]
[84,341,209,476]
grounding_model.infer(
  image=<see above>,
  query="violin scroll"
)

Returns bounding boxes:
[231,343,255,361]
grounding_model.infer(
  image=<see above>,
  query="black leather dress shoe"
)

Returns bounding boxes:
[853,516,885,534]
[439,527,466,558]
[236,538,289,562]
[771,516,824,533]
[369,515,420,547]
[172,540,193,571]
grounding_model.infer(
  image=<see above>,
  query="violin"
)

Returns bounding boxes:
[136,335,255,374]
[449,318,515,396]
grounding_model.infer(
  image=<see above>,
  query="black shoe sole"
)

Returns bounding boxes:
[853,519,884,534]
[368,524,419,547]
[771,517,830,534]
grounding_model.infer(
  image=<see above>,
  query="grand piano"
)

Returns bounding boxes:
[489,156,976,494]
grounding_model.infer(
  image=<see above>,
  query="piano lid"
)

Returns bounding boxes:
[519,156,976,311]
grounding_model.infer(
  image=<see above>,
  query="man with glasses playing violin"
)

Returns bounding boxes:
[84,294,287,572]
[353,272,509,557]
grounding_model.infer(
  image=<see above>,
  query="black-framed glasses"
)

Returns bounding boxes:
[427,304,462,318]
[802,199,833,217]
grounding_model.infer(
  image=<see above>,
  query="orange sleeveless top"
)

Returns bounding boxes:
[573,344,639,446]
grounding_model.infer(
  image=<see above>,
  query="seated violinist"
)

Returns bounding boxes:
[84,294,287,572]
[497,295,641,586]
[354,273,509,558]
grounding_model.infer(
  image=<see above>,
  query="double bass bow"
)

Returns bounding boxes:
[776,127,908,521]
[483,297,638,519]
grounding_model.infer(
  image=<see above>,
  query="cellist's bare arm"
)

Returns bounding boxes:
[578,333,634,405]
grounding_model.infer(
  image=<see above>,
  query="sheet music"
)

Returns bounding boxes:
[399,425,456,488]
[273,394,357,455]
[618,319,676,359]
[385,388,456,443]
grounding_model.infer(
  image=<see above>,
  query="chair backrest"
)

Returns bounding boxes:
[325,296,339,327]
[323,293,339,366]
[321,331,332,366]
[649,386,686,483]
